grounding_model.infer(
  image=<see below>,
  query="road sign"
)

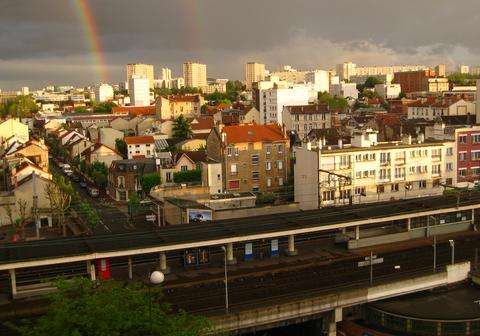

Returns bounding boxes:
[271,239,279,257]
[145,214,156,222]
[245,243,253,261]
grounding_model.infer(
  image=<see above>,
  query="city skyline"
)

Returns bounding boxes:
[2,0,480,89]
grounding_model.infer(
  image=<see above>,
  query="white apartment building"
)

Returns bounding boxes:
[294,129,456,210]
[407,99,476,121]
[183,62,207,88]
[283,104,332,140]
[126,63,154,91]
[330,82,358,99]
[374,83,401,99]
[94,83,114,102]
[336,62,429,81]
[125,135,155,159]
[129,75,150,107]
[245,62,266,90]
[259,86,311,125]
[305,70,330,93]
[459,65,470,74]
[336,62,357,81]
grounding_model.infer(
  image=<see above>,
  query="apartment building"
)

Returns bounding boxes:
[126,63,154,90]
[393,70,449,93]
[94,83,114,102]
[258,86,311,125]
[294,129,455,210]
[335,62,429,81]
[283,104,332,140]
[206,124,290,193]
[245,62,266,90]
[330,82,358,99]
[269,65,308,84]
[155,94,204,120]
[129,75,151,107]
[183,62,207,88]
[125,135,155,159]
[374,83,401,99]
[454,127,480,187]
[305,70,330,93]
[408,99,476,121]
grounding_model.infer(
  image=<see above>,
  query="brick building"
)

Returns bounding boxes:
[207,124,290,193]
[393,70,448,94]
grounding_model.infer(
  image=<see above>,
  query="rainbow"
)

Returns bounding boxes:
[71,0,109,83]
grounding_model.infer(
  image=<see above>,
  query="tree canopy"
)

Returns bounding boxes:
[447,72,479,86]
[0,95,38,118]
[8,277,210,336]
[92,101,117,114]
[317,92,349,109]
[141,172,162,194]
[172,115,193,139]
[115,138,128,159]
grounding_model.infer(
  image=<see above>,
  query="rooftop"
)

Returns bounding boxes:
[223,124,287,144]
[125,135,155,145]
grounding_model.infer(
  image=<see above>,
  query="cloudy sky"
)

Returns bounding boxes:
[1,0,480,90]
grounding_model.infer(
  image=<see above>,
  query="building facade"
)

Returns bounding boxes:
[125,135,155,159]
[283,104,332,140]
[245,62,266,90]
[129,75,150,107]
[259,86,311,125]
[407,99,476,120]
[126,63,154,90]
[183,62,207,88]
[393,70,448,93]
[295,129,456,209]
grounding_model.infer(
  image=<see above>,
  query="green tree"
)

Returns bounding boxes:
[73,106,88,114]
[173,169,202,183]
[0,95,38,118]
[87,161,109,189]
[127,193,141,222]
[318,92,348,109]
[226,80,244,102]
[141,172,161,194]
[78,201,100,231]
[172,115,193,139]
[92,101,117,114]
[8,277,210,336]
[447,72,479,86]
[399,91,407,99]
[364,76,383,88]
[154,87,172,97]
[115,138,128,159]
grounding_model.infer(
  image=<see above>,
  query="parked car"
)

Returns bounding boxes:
[87,187,99,198]
[80,181,87,188]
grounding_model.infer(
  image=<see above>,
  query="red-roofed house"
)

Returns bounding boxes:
[125,135,155,159]
[189,116,214,134]
[407,99,475,120]
[84,143,124,168]
[206,124,290,193]
[155,94,204,120]
[112,105,156,117]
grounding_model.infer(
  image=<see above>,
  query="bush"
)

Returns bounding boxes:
[256,192,277,205]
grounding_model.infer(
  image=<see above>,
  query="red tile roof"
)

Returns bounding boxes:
[168,94,202,103]
[189,116,214,131]
[286,104,329,115]
[124,135,154,145]
[112,106,156,116]
[223,124,287,144]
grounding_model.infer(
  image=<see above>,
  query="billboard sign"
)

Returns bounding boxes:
[271,239,279,257]
[187,209,212,223]
[245,242,253,261]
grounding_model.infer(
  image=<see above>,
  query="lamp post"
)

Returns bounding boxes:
[449,239,455,265]
[148,270,165,335]
[221,246,230,314]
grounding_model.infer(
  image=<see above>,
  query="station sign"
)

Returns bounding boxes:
[245,243,253,261]
[271,239,279,257]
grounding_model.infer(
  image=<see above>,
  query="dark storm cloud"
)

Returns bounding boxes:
[1,0,480,89]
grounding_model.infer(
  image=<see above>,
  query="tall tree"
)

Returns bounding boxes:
[172,115,193,139]
[115,138,128,158]
[8,277,210,336]
[44,175,73,237]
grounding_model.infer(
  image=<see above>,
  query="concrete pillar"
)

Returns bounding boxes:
[341,227,347,234]
[86,260,91,276]
[226,242,237,265]
[472,209,475,225]
[287,234,298,256]
[466,321,471,336]
[407,218,411,231]
[159,253,170,274]
[89,262,96,281]
[406,319,412,333]
[355,226,360,240]
[128,257,133,280]
[9,269,17,297]
[324,307,342,336]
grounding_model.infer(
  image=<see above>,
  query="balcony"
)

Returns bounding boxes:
[380,160,391,166]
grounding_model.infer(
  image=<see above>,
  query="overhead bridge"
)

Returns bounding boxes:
[1,193,480,296]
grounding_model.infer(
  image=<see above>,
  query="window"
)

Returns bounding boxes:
[235,148,239,156]
[229,180,240,189]
[446,147,453,156]
[231,164,237,175]
[265,161,271,170]
[278,177,284,186]
[181,165,188,172]
[251,154,259,165]
[459,169,467,177]
[166,172,172,182]
[409,166,416,174]
[146,150,151,155]
[227,147,234,157]
[277,144,283,153]
[394,167,405,179]
[354,187,366,196]
[446,163,453,171]
[473,134,480,143]
[433,179,441,187]
[356,171,362,178]
[266,145,271,155]
[252,185,259,192]
[252,171,259,180]
[419,180,427,189]
[278,160,283,170]
[267,178,272,187]
[322,190,334,201]
[380,152,390,164]
[472,151,480,160]
[459,152,467,161]
[473,167,480,176]
[431,164,441,175]
[379,168,390,180]
[377,185,385,193]
[391,183,399,192]
[459,135,467,144]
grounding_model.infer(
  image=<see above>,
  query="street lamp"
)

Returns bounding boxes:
[449,239,455,265]
[148,270,165,335]
[221,246,230,314]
